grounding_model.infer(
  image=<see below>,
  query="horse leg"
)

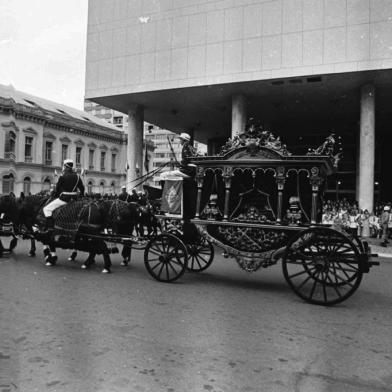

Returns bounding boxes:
[68,250,77,262]
[9,235,18,251]
[44,243,57,266]
[0,239,4,258]
[81,252,95,269]
[29,238,36,257]
[121,244,132,266]
[101,241,111,274]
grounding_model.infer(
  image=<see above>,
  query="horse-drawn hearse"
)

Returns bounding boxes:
[0,125,378,305]
[144,126,379,305]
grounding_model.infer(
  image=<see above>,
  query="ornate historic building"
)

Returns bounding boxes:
[0,84,153,195]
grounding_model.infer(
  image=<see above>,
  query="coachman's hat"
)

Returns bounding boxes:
[179,132,191,141]
[63,159,74,168]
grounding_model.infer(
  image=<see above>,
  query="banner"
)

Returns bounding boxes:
[161,180,183,215]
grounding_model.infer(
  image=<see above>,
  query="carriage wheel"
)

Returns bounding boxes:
[144,233,188,282]
[187,238,214,272]
[282,227,363,306]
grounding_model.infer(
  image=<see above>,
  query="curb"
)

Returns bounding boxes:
[374,252,392,259]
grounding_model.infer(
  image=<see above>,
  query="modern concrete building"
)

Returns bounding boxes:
[0,84,151,195]
[85,0,392,211]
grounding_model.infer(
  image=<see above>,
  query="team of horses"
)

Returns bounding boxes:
[0,193,159,273]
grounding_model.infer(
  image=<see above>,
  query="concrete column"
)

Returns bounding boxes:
[127,105,144,191]
[358,84,375,212]
[231,94,247,138]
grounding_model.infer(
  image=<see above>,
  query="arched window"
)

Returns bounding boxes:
[23,177,31,195]
[87,181,93,194]
[99,181,105,194]
[43,177,51,192]
[110,181,115,194]
[2,173,15,193]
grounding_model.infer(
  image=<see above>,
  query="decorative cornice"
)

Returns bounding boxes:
[88,142,97,149]
[99,144,108,151]
[110,147,119,153]
[43,132,56,140]
[74,139,85,146]
[59,136,71,143]
[23,126,38,135]
[1,121,19,132]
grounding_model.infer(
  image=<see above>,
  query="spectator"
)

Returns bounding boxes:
[380,206,390,247]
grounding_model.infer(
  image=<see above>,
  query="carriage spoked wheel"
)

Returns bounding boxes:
[186,237,214,272]
[282,227,363,306]
[144,233,188,282]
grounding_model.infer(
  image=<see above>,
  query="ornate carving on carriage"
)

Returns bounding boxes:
[145,128,378,305]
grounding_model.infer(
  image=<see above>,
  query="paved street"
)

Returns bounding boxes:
[1,239,392,392]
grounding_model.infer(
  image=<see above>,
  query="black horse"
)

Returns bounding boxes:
[0,194,20,257]
[35,199,114,272]
[69,199,159,267]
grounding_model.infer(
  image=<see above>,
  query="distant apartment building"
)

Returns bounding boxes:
[84,101,205,186]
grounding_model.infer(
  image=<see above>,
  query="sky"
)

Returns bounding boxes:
[0,0,88,110]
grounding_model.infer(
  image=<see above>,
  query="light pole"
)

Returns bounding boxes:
[336,180,341,201]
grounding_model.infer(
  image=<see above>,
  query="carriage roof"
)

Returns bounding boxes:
[189,131,339,179]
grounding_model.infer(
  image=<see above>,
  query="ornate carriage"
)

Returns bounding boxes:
[144,128,378,305]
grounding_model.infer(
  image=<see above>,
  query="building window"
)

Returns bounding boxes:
[76,147,82,167]
[45,141,53,165]
[99,181,104,194]
[23,177,31,195]
[61,144,68,163]
[110,181,115,194]
[100,151,106,172]
[43,177,51,192]
[87,181,93,194]
[24,136,33,163]
[5,131,16,160]
[111,153,116,172]
[89,149,95,170]
[2,174,14,194]
[113,116,123,125]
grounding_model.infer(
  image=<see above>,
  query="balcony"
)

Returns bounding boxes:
[89,165,94,170]
[5,152,15,160]
[100,167,105,172]
[45,159,52,166]
[24,156,32,163]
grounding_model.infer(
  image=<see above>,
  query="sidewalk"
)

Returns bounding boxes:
[365,238,392,259]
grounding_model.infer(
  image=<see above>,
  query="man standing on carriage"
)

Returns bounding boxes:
[43,159,84,232]
[178,132,198,176]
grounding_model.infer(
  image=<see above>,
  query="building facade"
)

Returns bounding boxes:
[0,84,153,195]
[85,0,392,211]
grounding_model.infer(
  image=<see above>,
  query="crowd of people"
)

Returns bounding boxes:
[321,198,392,246]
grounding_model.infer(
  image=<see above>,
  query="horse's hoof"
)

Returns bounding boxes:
[101,268,111,274]
[29,252,36,257]
[120,260,129,266]
[45,261,54,266]
[68,257,76,261]
[81,264,87,269]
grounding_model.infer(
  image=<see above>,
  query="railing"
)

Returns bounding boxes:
[5,152,15,160]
